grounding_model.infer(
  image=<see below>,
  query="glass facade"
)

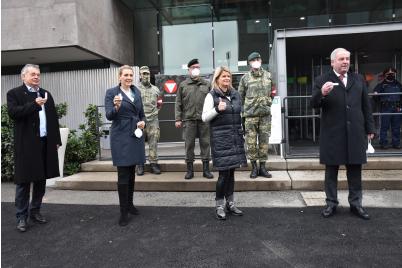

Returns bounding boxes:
[127,0,402,75]
[124,0,402,155]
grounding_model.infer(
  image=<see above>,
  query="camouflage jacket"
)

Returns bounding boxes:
[238,68,272,117]
[175,77,211,121]
[138,83,161,121]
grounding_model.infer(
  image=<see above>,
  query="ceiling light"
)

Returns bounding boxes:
[300,17,305,20]
[255,20,260,23]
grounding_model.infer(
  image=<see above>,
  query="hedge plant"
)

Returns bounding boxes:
[1,103,101,181]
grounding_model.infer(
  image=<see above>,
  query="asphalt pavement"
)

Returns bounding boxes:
[2,183,402,268]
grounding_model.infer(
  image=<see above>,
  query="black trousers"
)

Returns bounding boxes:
[216,168,235,200]
[325,164,362,208]
[117,166,135,185]
[116,166,136,212]
[15,138,47,220]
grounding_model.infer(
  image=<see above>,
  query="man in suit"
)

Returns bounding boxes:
[311,48,375,220]
[7,64,62,232]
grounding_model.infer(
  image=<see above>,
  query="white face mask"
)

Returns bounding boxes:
[250,61,261,69]
[190,68,201,77]
[134,128,143,138]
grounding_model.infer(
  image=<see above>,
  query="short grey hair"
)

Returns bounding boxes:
[21,64,40,75]
[330,48,350,61]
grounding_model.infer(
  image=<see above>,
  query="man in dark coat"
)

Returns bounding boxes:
[311,48,375,220]
[7,64,62,232]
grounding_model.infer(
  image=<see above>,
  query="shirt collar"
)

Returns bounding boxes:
[25,83,39,92]
[333,70,347,78]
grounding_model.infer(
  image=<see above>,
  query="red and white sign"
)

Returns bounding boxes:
[164,80,177,94]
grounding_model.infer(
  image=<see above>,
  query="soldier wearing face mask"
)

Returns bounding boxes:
[175,59,214,180]
[137,66,163,175]
[238,52,273,179]
[374,67,402,149]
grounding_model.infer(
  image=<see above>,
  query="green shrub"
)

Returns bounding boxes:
[1,104,15,182]
[64,104,102,175]
[55,102,68,120]
[1,103,102,179]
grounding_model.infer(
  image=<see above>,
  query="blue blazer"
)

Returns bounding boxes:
[105,85,146,166]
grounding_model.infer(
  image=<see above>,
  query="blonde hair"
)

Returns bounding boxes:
[211,66,233,90]
[118,65,133,76]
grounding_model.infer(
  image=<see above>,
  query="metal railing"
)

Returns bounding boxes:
[95,104,191,161]
[282,92,402,158]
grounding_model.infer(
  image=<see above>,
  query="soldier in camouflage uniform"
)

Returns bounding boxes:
[136,66,163,175]
[175,59,214,180]
[238,52,273,179]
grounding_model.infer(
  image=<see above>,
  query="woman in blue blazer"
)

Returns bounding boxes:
[105,65,146,226]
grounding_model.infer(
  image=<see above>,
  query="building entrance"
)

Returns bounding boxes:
[280,28,402,157]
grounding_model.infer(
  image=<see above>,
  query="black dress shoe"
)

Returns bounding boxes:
[321,206,337,218]
[16,218,28,232]
[30,212,47,224]
[350,206,370,220]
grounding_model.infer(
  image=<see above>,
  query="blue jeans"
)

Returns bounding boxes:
[380,106,401,146]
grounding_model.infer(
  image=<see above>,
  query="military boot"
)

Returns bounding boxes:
[259,161,272,178]
[202,160,214,179]
[150,163,161,175]
[226,195,243,216]
[136,164,144,176]
[184,162,194,180]
[215,199,226,220]
[250,161,258,179]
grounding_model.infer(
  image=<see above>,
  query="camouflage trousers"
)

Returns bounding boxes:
[244,116,271,161]
[144,119,160,163]
[183,120,211,162]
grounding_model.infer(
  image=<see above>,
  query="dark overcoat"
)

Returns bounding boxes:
[311,71,375,165]
[209,89,247,170]
[105,85,146,167]
[7,84,61,184]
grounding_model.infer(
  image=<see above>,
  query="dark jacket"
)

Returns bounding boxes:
[311,71,375,165]
[373,80,402,106]
[209,89,247,170]
[175,77,210,121]
[105,85,146,167]
[7,84,61,184]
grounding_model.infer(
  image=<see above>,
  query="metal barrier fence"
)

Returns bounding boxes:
[282,92,402,158]
[96,105,189,161]
[95,92,401,161]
